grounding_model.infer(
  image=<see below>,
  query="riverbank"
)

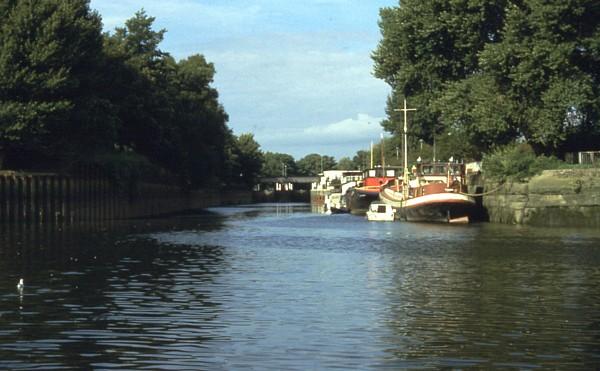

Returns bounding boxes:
[483,168,600,227]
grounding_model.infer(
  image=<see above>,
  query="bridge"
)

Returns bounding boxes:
[255,176,319,192]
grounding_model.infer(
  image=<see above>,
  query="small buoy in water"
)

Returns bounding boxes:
[17,278,24,291]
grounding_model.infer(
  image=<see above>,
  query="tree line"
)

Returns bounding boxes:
[0,1,264,189]
[372,0,600,160]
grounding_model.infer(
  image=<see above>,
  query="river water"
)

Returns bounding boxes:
[1,203,599,369]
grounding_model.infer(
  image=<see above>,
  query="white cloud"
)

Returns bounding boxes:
[90,0,395,159]
[93,0,262,33]
[256,113,387,159]
[203,33,390,136]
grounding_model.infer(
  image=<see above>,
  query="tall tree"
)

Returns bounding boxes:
[103,10,176,169]
[261,152,296,178]
[352,150,370,170]
[234,133,263,188]
[372,0,507,154]
[296,153,336,176]
[0,0,115,169]
[478,0,600,154]
[374,0,600,157]
[173,54,229,187]
[335,157,356,170]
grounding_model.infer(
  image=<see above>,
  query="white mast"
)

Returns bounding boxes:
[370,141,373,168]
[394,99,416,199]
[380,133,385,170]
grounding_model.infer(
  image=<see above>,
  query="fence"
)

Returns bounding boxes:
[0,170,251,224]
[578,151,600,165]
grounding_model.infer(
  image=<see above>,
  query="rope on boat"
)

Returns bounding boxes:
[459,182,505,197]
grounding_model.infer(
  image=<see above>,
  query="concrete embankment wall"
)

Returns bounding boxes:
[483,168,600,227]
[0,171,251,224]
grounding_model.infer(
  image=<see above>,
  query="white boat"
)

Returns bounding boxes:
[366,202,396,222]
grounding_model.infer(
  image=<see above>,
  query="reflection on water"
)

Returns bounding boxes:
[1,203,599,369]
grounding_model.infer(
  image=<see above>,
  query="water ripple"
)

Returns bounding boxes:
[0,204,599,369]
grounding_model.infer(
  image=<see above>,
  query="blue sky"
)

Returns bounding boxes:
[89,0,397,160]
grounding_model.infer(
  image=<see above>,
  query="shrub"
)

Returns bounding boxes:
[482,143,563,182]
[87,152,167,184]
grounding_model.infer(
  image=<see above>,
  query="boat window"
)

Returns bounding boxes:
[377,205,386,213]
[368,170,376,177]
[386,170,395,177]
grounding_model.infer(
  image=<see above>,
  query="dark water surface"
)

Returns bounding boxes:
[1,203,599,369]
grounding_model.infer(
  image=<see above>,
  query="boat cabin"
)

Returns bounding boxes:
[366,202,396,222]
[418,162,465,177]
[361,166,402,188]
[409,161,467,198]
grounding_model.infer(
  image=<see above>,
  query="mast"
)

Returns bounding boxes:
[394,99,416,199]
[370,141,373,168]
[380,133,385,171]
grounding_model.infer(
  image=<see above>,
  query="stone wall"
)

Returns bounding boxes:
[483,168,600,227]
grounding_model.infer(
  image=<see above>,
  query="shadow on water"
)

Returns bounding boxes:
[0,210,231,369]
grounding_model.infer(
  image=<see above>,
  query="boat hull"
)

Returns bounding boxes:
[345,188,379,215]
[401,193,476,223]
[380,188,476,223]
[379,187,405,208]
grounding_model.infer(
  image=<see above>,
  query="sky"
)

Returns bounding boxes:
[89,0,398,160]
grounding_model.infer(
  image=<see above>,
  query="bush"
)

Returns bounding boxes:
[88,152,168,184]
[482,143,563,182]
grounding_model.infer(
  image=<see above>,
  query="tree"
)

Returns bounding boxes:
[104,11,231,187]
[103,10,175,170]
[234,133,263,188]
[172,54,229,187]
[335,157,356,170]
[352,150,370,170]
[296,153,336,176]
[478,0,600,154]
[261,152,296,178]
[374,0,600,157]
[432,74,516,159]
[0,4,239,189]
[0,0,116,169]
[372,0,507,153]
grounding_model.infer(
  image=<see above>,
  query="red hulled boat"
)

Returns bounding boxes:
[344,166,400,215]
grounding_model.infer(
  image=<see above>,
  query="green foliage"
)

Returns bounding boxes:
[482,144,563,182]
[91,151,159,184]
[478,0,600,154]
[373,0,507,146]
[335,157,356,170]
[232,133,263,188]
[433,74,516,159]
[0,0,116,168]
[296,154,336,176]
[102,11,232,188]
[261,152,296,177]
[352,150,375,170]
[171,54,229,187]
[0,3,236,190]
[103,10,176,170]
[374,0,600,157]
